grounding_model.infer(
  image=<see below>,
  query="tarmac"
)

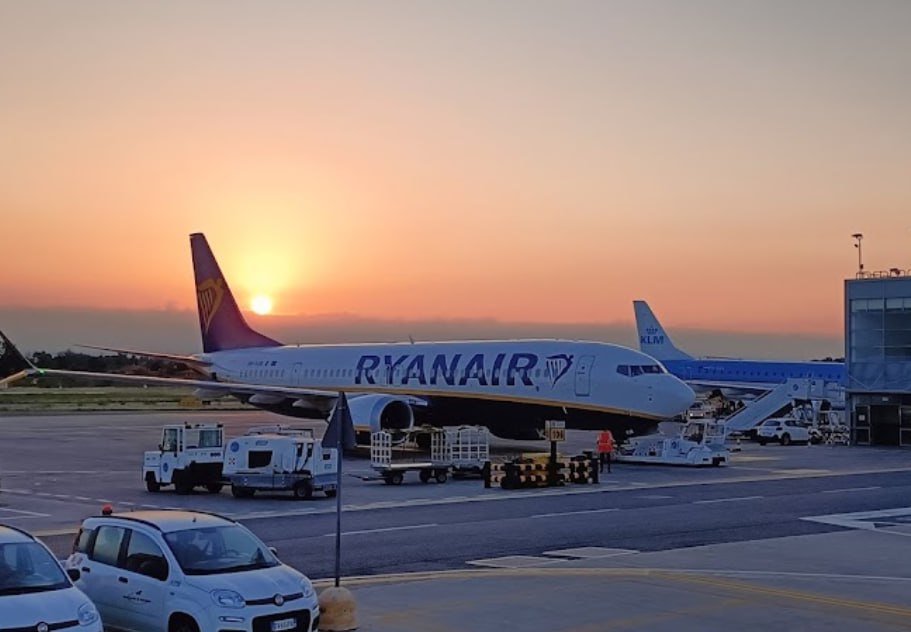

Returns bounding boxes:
[2,412,911,630]
[324,528,911,631]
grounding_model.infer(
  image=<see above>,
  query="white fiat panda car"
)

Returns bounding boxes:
[0,524,102,631]
[65,510,320,632]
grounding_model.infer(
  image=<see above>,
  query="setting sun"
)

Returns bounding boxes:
[251,295,273,315]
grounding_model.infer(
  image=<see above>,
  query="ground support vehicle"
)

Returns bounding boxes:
[0,524,102,631]
[142,423,225,494]
[65,509,320,632]
[444,425,490,478]
[223,429,339,499]
[370,429,451,485]
[614,419,728,466]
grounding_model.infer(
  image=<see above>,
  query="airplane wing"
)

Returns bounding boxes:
[0,331,428,414]
[73,344,212,367]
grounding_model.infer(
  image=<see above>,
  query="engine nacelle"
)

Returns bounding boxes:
[347,394,415,434]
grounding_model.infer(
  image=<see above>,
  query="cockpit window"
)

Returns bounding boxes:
[617,364,666,377]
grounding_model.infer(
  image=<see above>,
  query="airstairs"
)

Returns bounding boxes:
[723,378,840,433]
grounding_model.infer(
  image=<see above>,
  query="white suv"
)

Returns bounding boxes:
[0,524,102,631]
[65,510,320,632]
[757,418,819,446]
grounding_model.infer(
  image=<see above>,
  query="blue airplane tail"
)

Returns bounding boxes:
[633,300,693,361]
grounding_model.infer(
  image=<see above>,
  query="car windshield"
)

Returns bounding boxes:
[763,421,781,427]
[164,525,279,575]
[0,542,69,596]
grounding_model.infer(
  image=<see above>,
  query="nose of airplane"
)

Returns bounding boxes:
[666,376,696,416]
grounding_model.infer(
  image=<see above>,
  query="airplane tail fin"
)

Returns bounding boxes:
[0,330,37,387]
[633,300,693,361]
[190,233,282,353]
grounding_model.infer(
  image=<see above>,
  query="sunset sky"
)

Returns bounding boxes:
[1,1,909,356]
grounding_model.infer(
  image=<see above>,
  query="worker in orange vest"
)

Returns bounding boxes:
[597,430,614,473]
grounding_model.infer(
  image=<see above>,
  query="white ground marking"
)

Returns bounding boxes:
[531,508,619,519]
[639,494,673,499]
[0,508,51,519]
[467,555,563,568]
[693,495,763,504]
[321,523,439,537]
[821,486,882,494]
[803,506,911,537]
[541,547,638,559]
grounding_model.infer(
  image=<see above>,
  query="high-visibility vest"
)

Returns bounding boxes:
[597,431,614,453]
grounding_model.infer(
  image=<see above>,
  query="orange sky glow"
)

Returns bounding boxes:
[1,1,910,350]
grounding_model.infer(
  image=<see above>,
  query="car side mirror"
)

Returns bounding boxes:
[269,546,278,557]
[67,568,81,582]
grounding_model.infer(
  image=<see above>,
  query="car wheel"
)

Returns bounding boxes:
[325,488,337,498]
[758,438,767,446]
[419,470,431,484]
[434,470,448,484]
[173,471,192,495]
[293,481,313,500]
[391,472,404,485]
[170,614,200,632]
[780,433,791,446]
[231,484,254,498]
[145,473,161,493]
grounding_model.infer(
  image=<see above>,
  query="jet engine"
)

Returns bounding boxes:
[347,394,415,434]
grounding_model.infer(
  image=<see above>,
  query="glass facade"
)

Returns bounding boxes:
[849,297,911,362]
[846,277,911,446]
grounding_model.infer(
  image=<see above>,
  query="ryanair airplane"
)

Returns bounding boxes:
[0,234,694,441]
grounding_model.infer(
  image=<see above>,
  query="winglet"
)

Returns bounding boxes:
[0,331,39,386]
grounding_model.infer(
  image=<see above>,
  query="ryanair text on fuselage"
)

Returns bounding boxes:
[354,352,574,388]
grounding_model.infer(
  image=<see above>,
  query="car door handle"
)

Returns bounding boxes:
[118,576,128,584]
[81,567,91,573]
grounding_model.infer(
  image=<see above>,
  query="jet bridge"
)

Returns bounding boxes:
[723,378,836,433]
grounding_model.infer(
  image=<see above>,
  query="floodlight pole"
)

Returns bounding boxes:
[334,396,344,588]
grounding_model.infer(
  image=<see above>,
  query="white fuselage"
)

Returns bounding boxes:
[204,339,694,421]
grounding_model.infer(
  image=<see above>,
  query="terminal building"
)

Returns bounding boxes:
[845,270,911,447]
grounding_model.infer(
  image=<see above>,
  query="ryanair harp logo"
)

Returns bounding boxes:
[545,354,573,387]
[196,278,225,333]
